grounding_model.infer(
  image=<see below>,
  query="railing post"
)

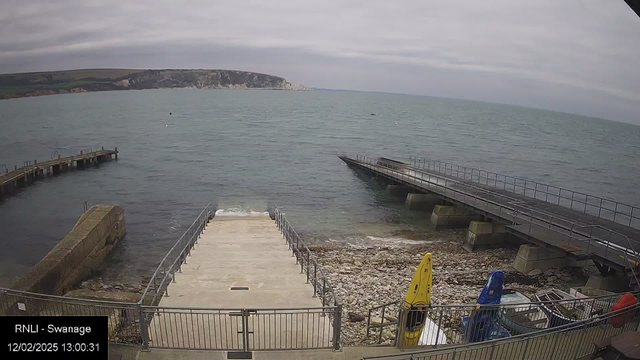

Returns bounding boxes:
[598,198,603,217]
[313,264,317,297]
[333,304,342,351]
[322,278,326,307]
[306,249,310,283]
[434,308,443,347]
[138,305,149,350]
[377,305,387,344]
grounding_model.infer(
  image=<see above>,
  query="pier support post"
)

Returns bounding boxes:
[405,193,443,211]
[386,185,411,197]
[463,221,509,252]
[585,275,627,292]
[430,205,483,230]
[513,245,589,273]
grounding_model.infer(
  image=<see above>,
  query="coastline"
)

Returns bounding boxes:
[312,230,595,345]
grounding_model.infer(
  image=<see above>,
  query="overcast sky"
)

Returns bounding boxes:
[1,0,639,124]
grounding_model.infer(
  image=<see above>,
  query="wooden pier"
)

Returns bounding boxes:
[0,147,118,198]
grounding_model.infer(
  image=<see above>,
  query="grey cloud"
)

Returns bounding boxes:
[0,0,639,123]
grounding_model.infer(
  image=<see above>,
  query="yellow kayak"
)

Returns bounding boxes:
[402,252,432,346]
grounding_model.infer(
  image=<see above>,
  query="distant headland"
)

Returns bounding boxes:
[0,68,310,100]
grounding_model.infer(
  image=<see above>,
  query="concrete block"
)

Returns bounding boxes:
[405,193,443,211]
[512,244,588,273]
[430,205,483,230]
[463,221,509,252]
[585,275,628,293]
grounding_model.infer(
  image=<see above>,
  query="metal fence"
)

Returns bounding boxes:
[352,155,640,280]
[0,287,144,346]
[272,205,340,308]
[408,156,640,230]
[1,203,343,352]
[141,305,339,351]
[363,302,640,360]
[367,290,639,349]
[140,203,213,306]
[0,287,340,351]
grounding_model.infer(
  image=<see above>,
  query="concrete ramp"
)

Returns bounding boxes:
[159,215,317,308]
[148,215,335,350]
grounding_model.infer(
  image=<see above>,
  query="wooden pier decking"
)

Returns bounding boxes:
[0,148,118,198]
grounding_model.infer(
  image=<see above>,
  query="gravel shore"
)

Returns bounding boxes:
[311,229,594,345]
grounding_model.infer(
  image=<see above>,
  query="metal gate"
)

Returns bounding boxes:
[142,306,341,351]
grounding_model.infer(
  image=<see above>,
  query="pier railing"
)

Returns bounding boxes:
[0,204,346,352]
[0,287,143,346]
[363,302,640,360]
[141,305,340,351]
[140,203,213,306]
[367,290,639,348]
[272,205,340,308]
[352,155,640,280]
[408,156,640,229]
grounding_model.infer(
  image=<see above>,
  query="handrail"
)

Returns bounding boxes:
[406,155,639,287]
[404,156,640,266]
[139,203,213,305]
[364,302,640,359]
[409,156,640,229]
[353,155,640,274]
[272,205,340,307]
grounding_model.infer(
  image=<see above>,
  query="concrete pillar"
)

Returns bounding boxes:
[405,193,443,211]
[463,221,509,252]
[585,275,628,292]
[513,244,588,273]
[430,205,483,230]
[386,184,411,197]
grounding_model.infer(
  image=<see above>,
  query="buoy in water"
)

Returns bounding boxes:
[169,112,172,115]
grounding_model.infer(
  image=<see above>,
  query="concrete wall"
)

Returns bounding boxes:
[12,204,126,295]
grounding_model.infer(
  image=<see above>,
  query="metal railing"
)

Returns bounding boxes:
[367,300,402,344]
[351,155,640,278]
[141,305,339,351]
[1,204,344,352]
[140,203,213,306]
[0,287,144,346]
[404,155,640,288]
[364,302,640,360]
[367,290,639,348]
[0,287,341,351]
[409,156,640,229]
[272,205,340,308]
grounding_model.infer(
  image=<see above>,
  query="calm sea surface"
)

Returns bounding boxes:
[1,89,639,286]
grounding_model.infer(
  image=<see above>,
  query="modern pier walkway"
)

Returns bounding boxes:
[146,214,336,351]
[340,155,640,274]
